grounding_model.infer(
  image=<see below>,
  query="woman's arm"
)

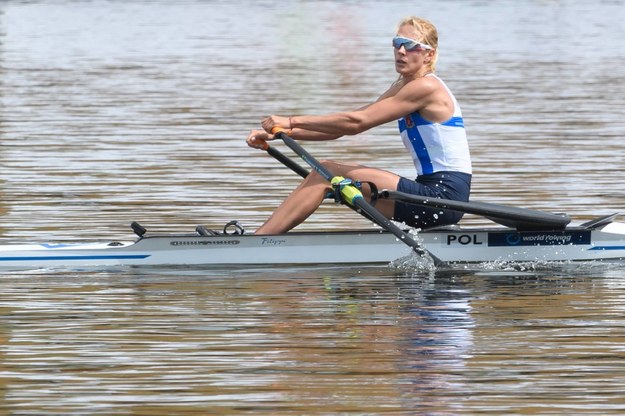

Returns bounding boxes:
[286,128,342,141]
[263,77,437,136]
[245,128,340,149]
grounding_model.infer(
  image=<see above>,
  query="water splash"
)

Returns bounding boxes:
[389,251,437,276]
[388,227,437,275]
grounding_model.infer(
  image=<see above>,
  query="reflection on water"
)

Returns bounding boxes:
[2,266,625,414]
[1,0,625,414]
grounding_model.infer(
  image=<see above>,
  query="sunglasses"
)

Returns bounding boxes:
[392,36,433,52]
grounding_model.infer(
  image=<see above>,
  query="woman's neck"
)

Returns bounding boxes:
[401,69,434,83]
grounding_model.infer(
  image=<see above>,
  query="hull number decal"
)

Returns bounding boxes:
[447,234,484,245]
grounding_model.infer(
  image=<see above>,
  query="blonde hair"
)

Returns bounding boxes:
[397,16,439,72]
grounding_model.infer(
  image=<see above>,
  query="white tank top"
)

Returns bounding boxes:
[398,74,472,175]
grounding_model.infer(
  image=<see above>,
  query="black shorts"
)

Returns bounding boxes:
[393,171,472,229]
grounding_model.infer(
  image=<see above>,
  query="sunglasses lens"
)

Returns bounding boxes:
[393,37,418,51]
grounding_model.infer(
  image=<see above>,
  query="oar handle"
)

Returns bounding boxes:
[252,135,309,179]
[251,136,271,151]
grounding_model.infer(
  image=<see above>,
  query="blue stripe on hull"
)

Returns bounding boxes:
[0,254,151,262]
[588,246,625,251]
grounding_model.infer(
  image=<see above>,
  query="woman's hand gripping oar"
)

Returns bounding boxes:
[248,135,309,179]
[270,129,444,267]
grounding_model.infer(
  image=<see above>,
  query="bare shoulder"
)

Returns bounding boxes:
[401,75,455,121]
[379,77,436,101]
[399,75,441,96]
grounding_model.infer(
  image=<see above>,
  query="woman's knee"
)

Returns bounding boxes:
[319,159,344,172]
[301,168,330,187]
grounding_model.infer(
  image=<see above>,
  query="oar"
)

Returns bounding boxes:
[273,130,444,266]
[381,190,571,231]
[254,138,309,178]
[254,138,569,232]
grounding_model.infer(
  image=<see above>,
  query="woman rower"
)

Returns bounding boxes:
[246,16,472,235]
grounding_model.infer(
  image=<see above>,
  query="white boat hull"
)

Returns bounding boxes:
[0,230,413,268]
[0,221,624,269]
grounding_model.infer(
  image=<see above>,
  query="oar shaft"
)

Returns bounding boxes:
[252,136,310,178]
[280,134,334,181]
[265,146,309,178]
[381,190,570,231]
[351,197,431,259]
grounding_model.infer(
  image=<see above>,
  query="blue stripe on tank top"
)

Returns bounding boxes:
[400,115,434,174]
[442,116,464,127]
[409,113,465,128]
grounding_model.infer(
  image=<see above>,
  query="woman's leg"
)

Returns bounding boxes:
[254,160,401,234]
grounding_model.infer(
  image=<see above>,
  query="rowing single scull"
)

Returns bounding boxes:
[0,215,623,269]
